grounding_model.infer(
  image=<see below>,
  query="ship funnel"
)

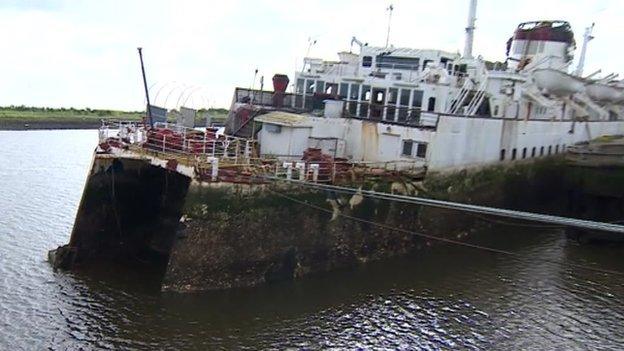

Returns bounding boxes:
[272,74,289,108]
[463,0,478,59]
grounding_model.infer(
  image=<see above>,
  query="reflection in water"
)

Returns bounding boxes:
[0,130,623,349]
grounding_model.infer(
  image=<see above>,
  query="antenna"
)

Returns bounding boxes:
[301,37,317,72]
[385,4,394,48]
[574,23,595,77]
[463,0,478,59]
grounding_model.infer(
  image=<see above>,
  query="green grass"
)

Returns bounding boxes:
[0,106,143,123]
[0,105,229,125]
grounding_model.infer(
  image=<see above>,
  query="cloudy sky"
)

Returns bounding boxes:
[0,0,621,110]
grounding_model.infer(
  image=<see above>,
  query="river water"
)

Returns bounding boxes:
[1,129,624,350]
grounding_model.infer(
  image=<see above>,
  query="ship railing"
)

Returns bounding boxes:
[232,87,297,108]
[341,101,439,128]
[270,158,426,184]
[98,119,146,144]
[98,119,257,165]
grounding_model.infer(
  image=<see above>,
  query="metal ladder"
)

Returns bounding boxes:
[465,76,488,116]
[447,79,473,114]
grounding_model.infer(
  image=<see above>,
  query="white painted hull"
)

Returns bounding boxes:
[532,69,585,96]
[586,83,624,103]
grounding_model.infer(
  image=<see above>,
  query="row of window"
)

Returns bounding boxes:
[295,78,435,118]
[500,144,567,161]
[362,55,461,73]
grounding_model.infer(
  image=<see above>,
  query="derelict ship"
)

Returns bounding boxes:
[49,0,624,291]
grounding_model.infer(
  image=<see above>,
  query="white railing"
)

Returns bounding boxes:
[98,120,256,164]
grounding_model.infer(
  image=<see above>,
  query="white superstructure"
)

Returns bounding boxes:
[226,1,624,171]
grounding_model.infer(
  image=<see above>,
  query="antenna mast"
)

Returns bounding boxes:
[385,4,394,48]
[463,0,478,59]
[575,23,595,76]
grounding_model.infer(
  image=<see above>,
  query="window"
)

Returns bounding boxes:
[296,79,304,94]
[402,140,427,158]
[339,83,349,98]
[349,84,360,100]
[325,83,338,95]
[375,55,420,71]
[265,124,282,133]
[316,80,325,93]
[522,147,527,159]
[427,97,436,112]
[375,91,384,103]
[305,80,314,94]
[494,105,500,116]
[416,143,428,158]
[540,146,544,156]
[362,85,371,101]
[422,59,433,70]
[548,146,552,155]
[362,56,372,67]
[531,147,536,157]
[400,89,411,106]
[387,88,398,104]
[402,140,413,156]
[412,90,424,107]
[555,145,559,154]
[500,149,506,161]
[512,148,517,160]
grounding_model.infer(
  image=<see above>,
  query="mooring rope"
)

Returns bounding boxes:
[265,187,624,277]
[264,177,624,235]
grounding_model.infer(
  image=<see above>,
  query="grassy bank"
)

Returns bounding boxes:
[0,106,229,130]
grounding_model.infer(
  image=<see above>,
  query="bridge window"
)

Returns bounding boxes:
[500,149,506,161]
[522,147,527,159]
[531,147,536,157]
[376,55,420,71]
[362,56,373,67]
[512,148,517,160]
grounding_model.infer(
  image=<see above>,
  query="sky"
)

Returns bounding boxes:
[0,0,622,111]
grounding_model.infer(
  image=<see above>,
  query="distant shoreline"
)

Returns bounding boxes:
[0,119,102,131]
[0,106,229,131]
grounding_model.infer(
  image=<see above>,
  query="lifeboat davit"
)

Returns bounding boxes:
[585,83,624,103]
[532,68,586,96]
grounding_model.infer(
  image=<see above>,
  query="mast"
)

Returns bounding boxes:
[385,4,394,48]
[574,23,595,76]
[137,47,153,127]
[463,0,478,59]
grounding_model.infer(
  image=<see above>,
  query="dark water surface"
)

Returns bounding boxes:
[1,130,624,350]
